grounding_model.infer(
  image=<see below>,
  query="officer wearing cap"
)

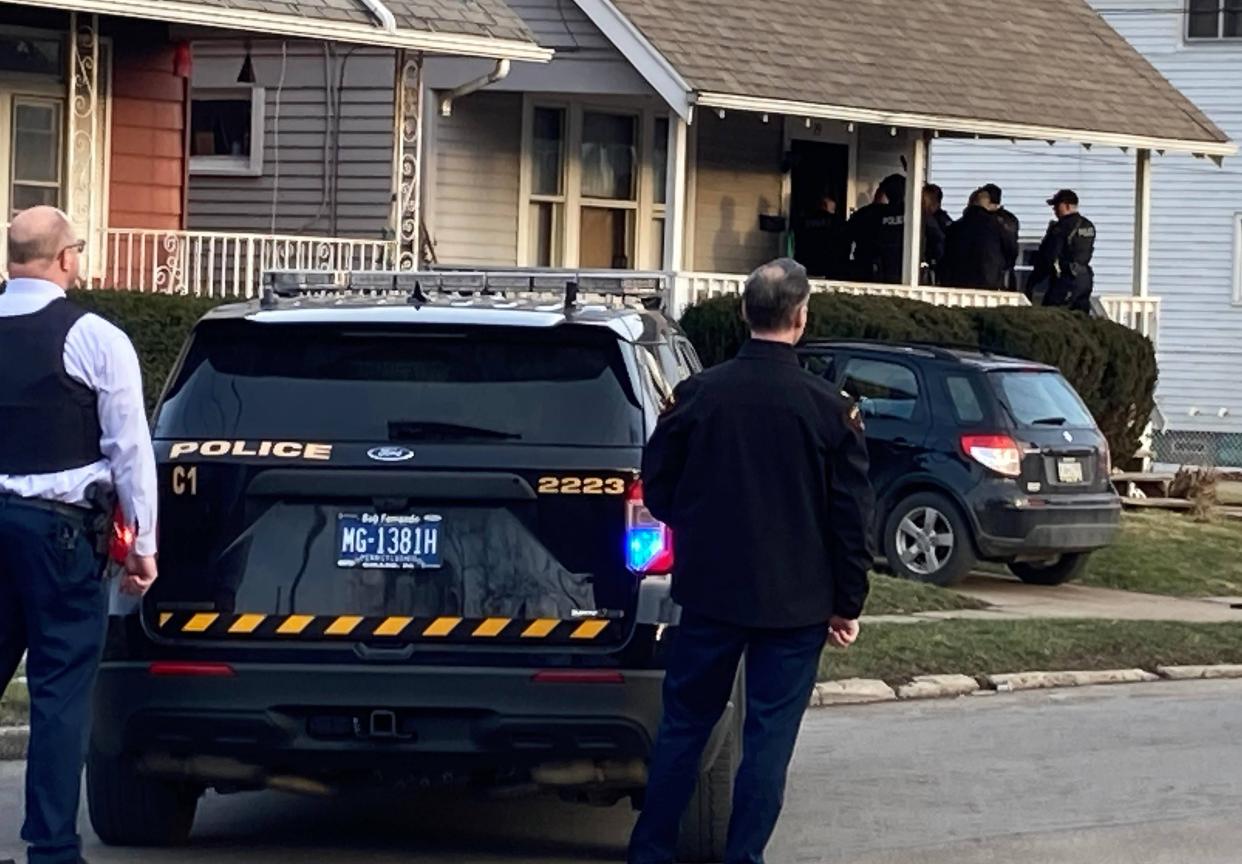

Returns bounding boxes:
[628,258,874,864]
[0,206,159,864]
[1031,189,1097,311]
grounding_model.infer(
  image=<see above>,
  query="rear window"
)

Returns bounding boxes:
[989,371,1095,429]
[155,321,644,446]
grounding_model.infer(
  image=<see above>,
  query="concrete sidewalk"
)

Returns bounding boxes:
[866,574,1242,624]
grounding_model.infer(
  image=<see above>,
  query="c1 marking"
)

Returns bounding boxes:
[171,465,198,496]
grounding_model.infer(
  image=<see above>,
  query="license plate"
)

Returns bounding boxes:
[1057,459,1085,484]
[336,513,444,569]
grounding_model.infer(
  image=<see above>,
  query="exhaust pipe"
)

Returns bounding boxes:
[532,759,647,788]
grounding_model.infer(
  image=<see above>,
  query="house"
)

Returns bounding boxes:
[0,0,1232,356]
[0,0,550,291]
[930,0,1242,467]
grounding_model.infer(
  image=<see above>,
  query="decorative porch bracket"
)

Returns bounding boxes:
[66,12,101,280]
[392,50,425,270]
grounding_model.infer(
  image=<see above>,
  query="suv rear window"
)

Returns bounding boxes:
[989,371,1095,429]
[155,321,644,446]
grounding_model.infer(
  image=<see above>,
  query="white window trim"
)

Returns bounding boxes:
[189,85,265,177]
[1232,213,1242,305]
[518,95,668,270]
[1185,0,1242,41]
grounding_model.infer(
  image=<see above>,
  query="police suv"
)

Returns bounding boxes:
[87,271,738,861]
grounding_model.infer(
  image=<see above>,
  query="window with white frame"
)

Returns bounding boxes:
[1187,0,1242,39]
[189,86,265,176]
[521,101,671,271]
[9,97,62,214]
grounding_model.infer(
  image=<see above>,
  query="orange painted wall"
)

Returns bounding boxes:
[108,43,187,231]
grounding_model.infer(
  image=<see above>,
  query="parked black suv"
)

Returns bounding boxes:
[799,341,1122,586]
[87,272,737,862]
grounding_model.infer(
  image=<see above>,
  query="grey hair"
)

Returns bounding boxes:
[6,208,72,265]
[743,258,811,332]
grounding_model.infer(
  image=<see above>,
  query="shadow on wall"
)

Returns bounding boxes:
[714,197,742,272]
[711,195,781,274]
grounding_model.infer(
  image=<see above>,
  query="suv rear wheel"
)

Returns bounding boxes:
[1008,553,1091,586]
[87,744,200,846]
[884,492,977,587]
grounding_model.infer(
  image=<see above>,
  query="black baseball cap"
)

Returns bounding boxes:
[1047,189,1079,206]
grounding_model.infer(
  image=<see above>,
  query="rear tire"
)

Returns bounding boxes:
[677,681,743,863]
[883,492,977,587]
[1009,553,1091,586]
[87,744,200,847]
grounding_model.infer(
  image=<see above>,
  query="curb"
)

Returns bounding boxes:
[811,679,897,706]
[985,669,1159,692]
[896,674,980,700]
[1156,664,1242,680]
[0,726,29,761]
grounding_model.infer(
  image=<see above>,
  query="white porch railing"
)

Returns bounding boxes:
[1098,295,1161,343]
[674,272,1029,316]
[92,229,397,297]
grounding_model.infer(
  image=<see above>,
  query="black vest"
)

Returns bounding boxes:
[0,297,104,474]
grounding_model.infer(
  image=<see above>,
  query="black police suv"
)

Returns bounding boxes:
[799,341,1121,587]
[87,273,737,862]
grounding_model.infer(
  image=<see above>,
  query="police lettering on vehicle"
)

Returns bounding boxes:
[168,441,333,461]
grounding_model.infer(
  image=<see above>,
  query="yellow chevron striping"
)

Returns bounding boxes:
[472,618,511,638]
[325,616,364,636]
[374,616,413,637]
[570,620,610,640]
[229,614,266,634]
[276,615,315,635]
[521,619,559,639]
[158,612,172,628]
[183,613,219,633]
[422,617,462,638]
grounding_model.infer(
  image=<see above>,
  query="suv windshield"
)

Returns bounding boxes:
[155,320,644,446]
[989,370,1095,429]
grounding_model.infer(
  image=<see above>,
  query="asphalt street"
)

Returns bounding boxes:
[3,679,1242,863]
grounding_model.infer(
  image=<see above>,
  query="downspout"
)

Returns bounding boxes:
[439,59,510,117]
[359,0,398,32]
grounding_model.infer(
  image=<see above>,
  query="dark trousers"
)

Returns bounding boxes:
[0,498,107,864]
[628,611,827,864]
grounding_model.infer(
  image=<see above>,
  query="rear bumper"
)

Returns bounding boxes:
[969,484,1122,559]
[92,661,665,786]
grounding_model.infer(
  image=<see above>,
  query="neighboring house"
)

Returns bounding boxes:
[931,0,1242,465]
[0,0,550,289]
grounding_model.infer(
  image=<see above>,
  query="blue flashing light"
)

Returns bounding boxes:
[627,527,668,573]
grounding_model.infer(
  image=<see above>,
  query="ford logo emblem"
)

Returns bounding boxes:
[367,446,414,463]
[1062,431,1074,443]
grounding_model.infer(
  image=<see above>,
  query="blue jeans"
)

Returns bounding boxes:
[628,611,828,864]
[0,498,107,864]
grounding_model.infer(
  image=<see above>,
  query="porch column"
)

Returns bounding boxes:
[392,50,425,270]
[66,12,101,281]
[902,130,929,287]
[664,115,689,315]
[1132,148,1152,297]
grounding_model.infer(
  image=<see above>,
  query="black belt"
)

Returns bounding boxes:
[0,493,99,528]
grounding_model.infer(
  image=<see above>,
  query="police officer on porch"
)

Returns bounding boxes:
[0,206,159,864]
[628,258,874,864]
[1031,189,1097,311]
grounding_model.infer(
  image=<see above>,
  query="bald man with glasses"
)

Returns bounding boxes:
[1,207,159,864]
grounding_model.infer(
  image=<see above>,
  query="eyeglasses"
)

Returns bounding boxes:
[60,240,86,256]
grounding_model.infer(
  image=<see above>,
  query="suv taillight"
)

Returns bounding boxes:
[625,480,674,575]
[961,434,1022,478]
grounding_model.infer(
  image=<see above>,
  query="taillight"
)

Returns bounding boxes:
[961,434,1022,478]
[148,662,235,678]
[626,480,674,574]
[532,670,626,684]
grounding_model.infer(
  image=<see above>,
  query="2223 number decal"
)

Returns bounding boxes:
[537,476,627,496]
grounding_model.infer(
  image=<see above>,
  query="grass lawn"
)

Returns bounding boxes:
[1,681,28,727]
[864,573,987,616]
[1082,511,1242,597]
[820,619,1242,684]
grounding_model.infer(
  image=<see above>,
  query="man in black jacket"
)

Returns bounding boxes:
[942,187,1016,289]
[1032,189,1097,311]
[627,258,874,864]
[982,183,1021,286]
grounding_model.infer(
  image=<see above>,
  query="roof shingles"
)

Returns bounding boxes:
[610,0,1228,146]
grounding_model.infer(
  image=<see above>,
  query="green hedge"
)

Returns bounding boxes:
[69,290,232,412]
[680,293,1158,466]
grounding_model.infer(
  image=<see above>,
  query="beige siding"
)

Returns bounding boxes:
[691,112,783,273]
[430,92,522,266]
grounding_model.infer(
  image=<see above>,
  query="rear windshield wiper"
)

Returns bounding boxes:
[1030,416,1068,426]
[388,421,522,441]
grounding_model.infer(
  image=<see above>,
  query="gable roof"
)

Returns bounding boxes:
[605,0,1232,155]
[12,0,551,61]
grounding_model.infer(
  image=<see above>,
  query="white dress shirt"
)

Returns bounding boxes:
[0,278,158,556]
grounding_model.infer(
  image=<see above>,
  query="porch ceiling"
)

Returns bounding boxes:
[11,0,553,62]
[606,0,1234,156]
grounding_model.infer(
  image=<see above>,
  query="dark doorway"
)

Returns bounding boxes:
[790,140,850,279]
